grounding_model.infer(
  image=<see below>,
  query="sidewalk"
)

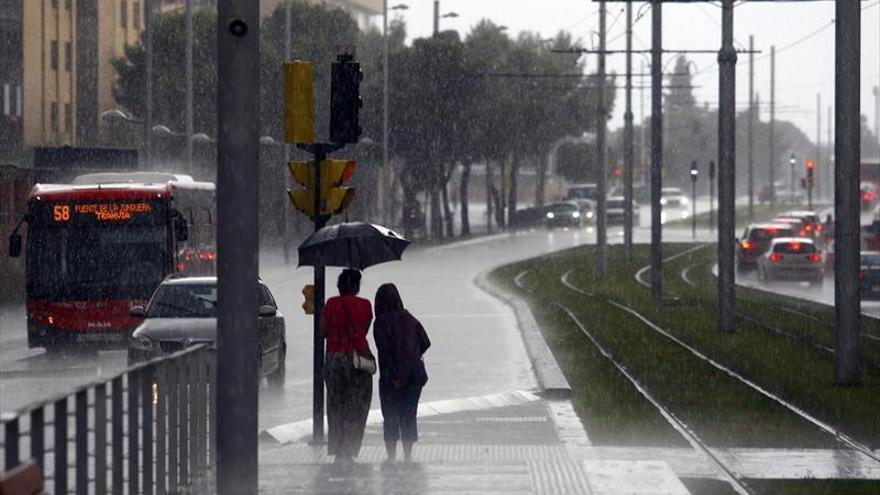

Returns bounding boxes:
[258,393,689,494]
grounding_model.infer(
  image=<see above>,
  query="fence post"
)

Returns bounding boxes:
[142,366,155,494]
[128,368,140,494]
[3,418,20,472]
[156,364,167,495]
[29,409,44,475]
[95,383,107,494]
[112,376,124,493]
[54,397,68,493]
[168,359,179,493]
[75,390,88,495]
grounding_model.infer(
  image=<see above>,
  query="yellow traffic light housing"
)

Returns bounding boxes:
[302,284,315,314]
[287,161,315,216]
[320,159,356,215]
[284,61,315,144]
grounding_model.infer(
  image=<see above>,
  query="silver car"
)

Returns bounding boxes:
[127,276,287,389]
[757,238,824,287]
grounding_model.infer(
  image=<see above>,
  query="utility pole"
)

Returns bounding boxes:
[382,0,390,226]
[816,93,821,201]
[282,0,292,264]
[650,0,662,300]
[874,85,880,154]
[185,0,193,172]
[828,104,832,202]
[769,45,776,207]
[748,35,754,222]
[640,59,647,181]
[623,0,634,261]
[596,0,607,279]
[834,0,861,386]
[433,0,439,36]
[145,0,153,168]
[718,0,737,334]
[216,0,260,491]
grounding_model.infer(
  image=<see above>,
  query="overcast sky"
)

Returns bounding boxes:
[387,0,880,147]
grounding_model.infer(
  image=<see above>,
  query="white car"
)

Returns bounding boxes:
[660,187,689,208]
[757,238,824,287]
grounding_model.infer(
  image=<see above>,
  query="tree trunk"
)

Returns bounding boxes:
[535,153,548,207]
[430,185,443,239]
[485,161,493,233]
[507,153,519,227]
[441,179,454,238]
[460,162,471,236]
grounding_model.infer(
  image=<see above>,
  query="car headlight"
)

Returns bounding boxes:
[546,212,555,219]
[587,211,595,219]
[572,211,581,218]
[660,198,668,206]
[131,335,156,351]
[680,197,689,205]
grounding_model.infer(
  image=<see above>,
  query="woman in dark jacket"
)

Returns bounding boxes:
[373,283,431,463]
[323,269,374,464]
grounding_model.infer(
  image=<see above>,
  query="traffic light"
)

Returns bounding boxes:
[283,61,314,144]
[321,159,356,215]
[329,55,363,144]
[689,160,699,181]
[302,284,315,314]
[287,161,315,216]
[806,159,816,187]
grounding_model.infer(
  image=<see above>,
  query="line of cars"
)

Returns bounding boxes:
[736,209,880,297]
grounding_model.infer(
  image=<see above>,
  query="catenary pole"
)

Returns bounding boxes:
[623,0,634,261]
[596,0,607,279]
[718,0,737,334]
[282,0,291,264]
[145,0,153,168]
[769,45,776,207]
[834,0,861,385]
[216,0,260,492]
[650,0,662,300]
[748,35,754,222]
[185,0,193,172]
[382,0,390,225]
[816,93,821,201]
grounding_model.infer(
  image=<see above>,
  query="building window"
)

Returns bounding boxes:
[65,42,72,71]
[3,84,9,116]
[133,2,140,28]
[50,41,58,71]
[120,1,127,29]
[51,102,59,133]
[65,103,72,133]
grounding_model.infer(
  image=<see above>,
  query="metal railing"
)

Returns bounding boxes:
[1,345,216,494]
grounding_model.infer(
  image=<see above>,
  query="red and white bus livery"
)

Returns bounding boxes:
[8,172,216,351]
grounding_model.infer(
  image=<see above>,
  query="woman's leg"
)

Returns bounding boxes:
[380,380,400,461]
[324,355,346,457]
[342,369,372,458]
[400,384,423,462]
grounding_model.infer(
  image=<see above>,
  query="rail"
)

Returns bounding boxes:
[0,345,216,494]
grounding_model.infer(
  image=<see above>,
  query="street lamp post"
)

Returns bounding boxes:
[789,153,797,204]
[690,161,699,239]
[433,0,458,36]
[384,3,408,226]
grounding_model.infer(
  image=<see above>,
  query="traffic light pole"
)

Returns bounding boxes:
[297,142,343,444]
[718,0,737,334]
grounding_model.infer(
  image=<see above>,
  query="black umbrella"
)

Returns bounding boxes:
[297,222,410,270]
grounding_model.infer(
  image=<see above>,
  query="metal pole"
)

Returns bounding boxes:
[640,59,646,180]
[816,93,821,202]
[216,0,259,491]
[433,0,439,36]
[623,0,634,261]
[748,35,754,222]
[382,0,389,225]
[650,0,662,300]
[691,177,696,239]
[145,0,153,168]
[312,151,327,443]
[282,0,291,265]
[718,0,737,334]
[769,46,776,207]
[185,0,193,173]
[834,0,861,385]
[828,104,832,202]
[596,0,607,279]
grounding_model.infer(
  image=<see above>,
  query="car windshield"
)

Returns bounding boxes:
[147,283,218,318]
[773,242,816,254]
[661,189,682,196]
[607,199,625,209]
[749,228,791,241]
[566,187,597,200]
[551,203,577,212]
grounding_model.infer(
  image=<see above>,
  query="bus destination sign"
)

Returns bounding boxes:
[51,202,154,222]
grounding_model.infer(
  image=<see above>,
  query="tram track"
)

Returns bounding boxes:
[553,267,880,466]
[512,270,754,495]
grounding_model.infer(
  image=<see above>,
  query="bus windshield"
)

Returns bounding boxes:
[26,199,169,301]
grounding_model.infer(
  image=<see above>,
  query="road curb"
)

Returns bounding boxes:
[474,270,572,400]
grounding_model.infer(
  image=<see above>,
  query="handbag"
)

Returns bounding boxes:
[341,299,377,375]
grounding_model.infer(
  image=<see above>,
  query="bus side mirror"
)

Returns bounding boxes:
[175,215,189,242]
[8,233,21,258]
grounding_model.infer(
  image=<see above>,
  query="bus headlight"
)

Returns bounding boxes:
[572,211,581,218]
[131,335,156,351]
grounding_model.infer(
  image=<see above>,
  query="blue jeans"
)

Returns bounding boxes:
[379,379,423,442]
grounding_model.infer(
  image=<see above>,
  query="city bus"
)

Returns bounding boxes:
[7,172,216,351]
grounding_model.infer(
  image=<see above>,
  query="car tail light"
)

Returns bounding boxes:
[790,242,802,251]
[807,254,821,262]
[769,253,783,262]
[767,228,779,235]
[863,193,872,202]
[805,225,813,232]
[741,241,753,250]
[817,225,824,232]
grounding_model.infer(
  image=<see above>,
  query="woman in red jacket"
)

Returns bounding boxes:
[323,269,374,463]
[373,283,431,463]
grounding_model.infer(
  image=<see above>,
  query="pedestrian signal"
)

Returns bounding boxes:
[329,55,363,145]
[302,284,315,314]
[321,160,356,215]
[287,161,315,216]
